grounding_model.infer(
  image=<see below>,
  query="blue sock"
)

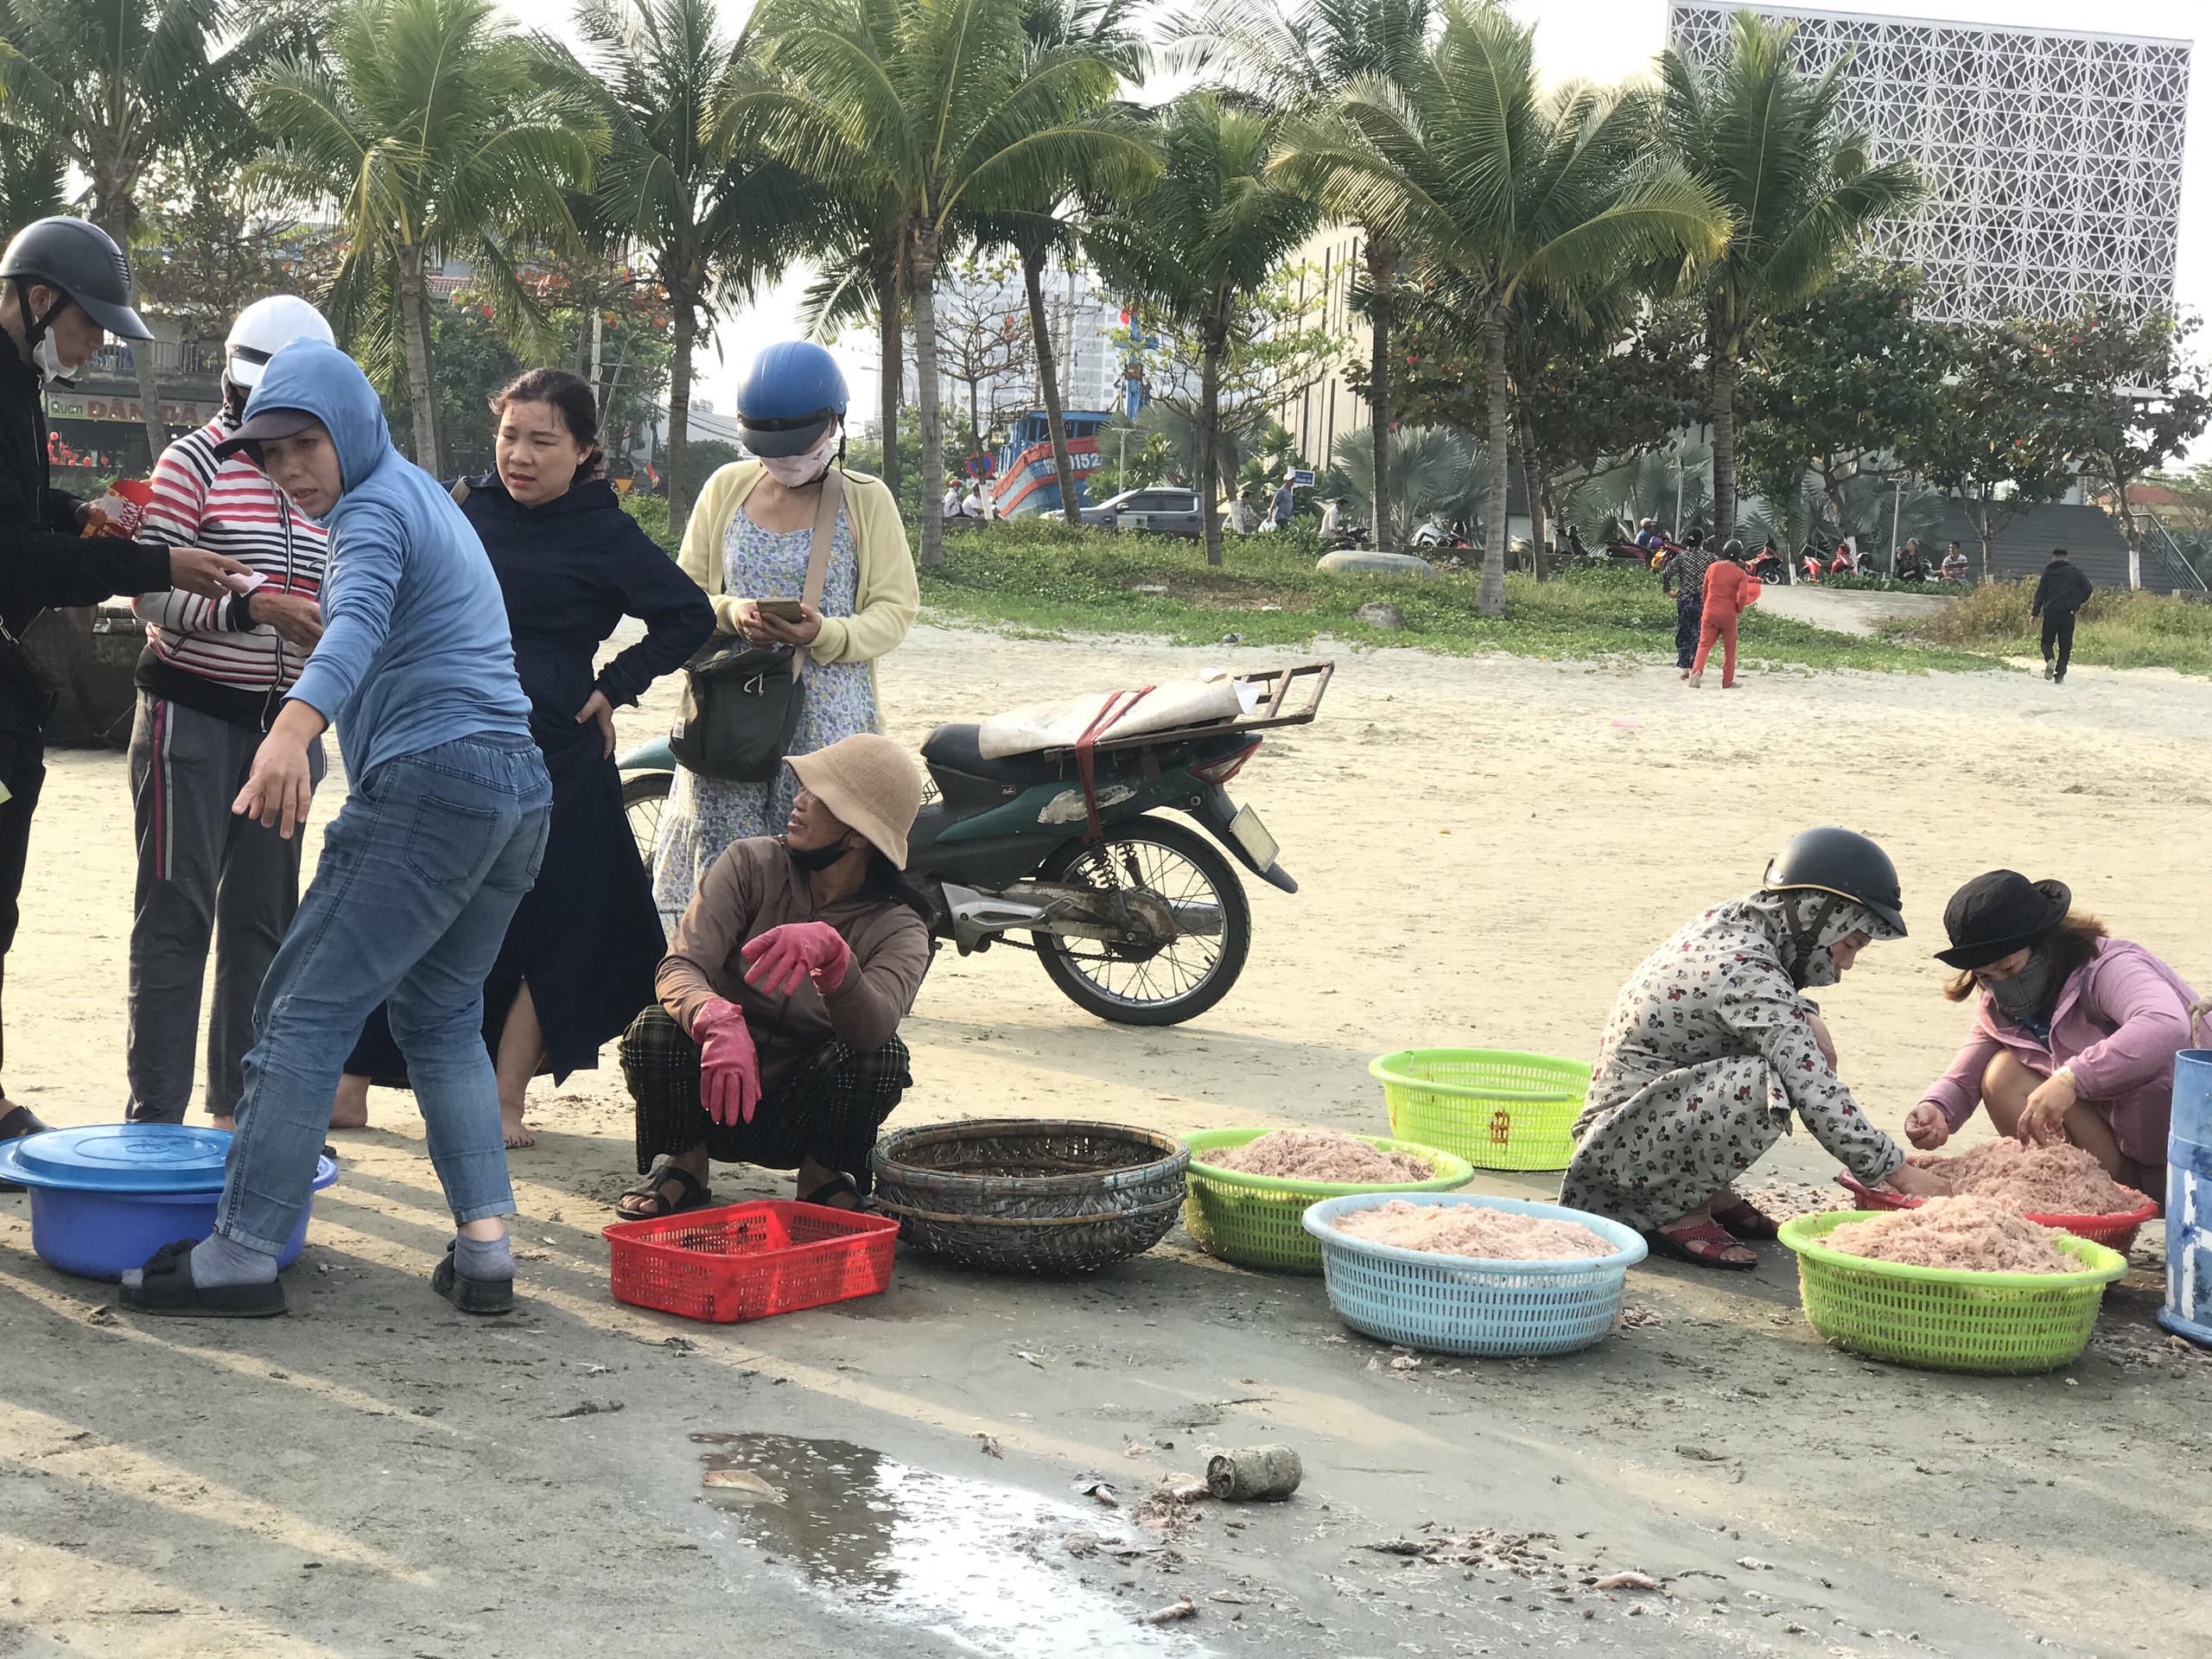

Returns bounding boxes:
[454,1231,513,1281]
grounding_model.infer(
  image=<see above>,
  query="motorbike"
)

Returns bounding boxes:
[1325,521,1372,551]
[619,663,1332,1027]
[1409,518,1471,551]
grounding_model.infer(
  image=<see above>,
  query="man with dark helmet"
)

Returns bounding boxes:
[0,217,247,1161]
[1559,828,1946,1268]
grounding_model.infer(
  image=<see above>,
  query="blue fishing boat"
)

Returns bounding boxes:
[988,410,1115,518]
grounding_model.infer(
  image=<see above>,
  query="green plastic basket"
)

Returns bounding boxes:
[1779,1211,2127,1375]
[1181,1129,1473,1274]
[1369,1049,1589,1172]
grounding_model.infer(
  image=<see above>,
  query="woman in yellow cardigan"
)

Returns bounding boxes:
[652,343,918,929]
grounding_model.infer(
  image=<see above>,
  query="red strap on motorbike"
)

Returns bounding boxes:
[1074,687,1153,842]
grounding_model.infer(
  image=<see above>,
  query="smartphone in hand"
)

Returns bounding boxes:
[755,598,806,624]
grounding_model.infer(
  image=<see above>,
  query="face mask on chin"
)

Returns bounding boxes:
[30,331,75,387]
[786,836,853,874]
[759,422,841,487]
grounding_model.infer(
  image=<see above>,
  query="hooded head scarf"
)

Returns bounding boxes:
[1746,889,1895,989]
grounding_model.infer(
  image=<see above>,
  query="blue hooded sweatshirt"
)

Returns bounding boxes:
[239,340,530,777]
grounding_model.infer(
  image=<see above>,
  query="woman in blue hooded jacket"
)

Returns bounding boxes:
[121,338,552,1319]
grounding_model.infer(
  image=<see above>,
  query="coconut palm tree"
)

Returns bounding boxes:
[1659,10,1921,541]
[0,0,314,458]
[573,0,806,534]
[1270,0,1726,613]
[250,0,603,475]
[725,0,1153,565]
[1180,0,1433,550]
[1088,92,1317,568]
[795,201,908,497]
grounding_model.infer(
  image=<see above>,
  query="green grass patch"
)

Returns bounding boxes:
[1877,580,2212,676]
[919,520,1998,674]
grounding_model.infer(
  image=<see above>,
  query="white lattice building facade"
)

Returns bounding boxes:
[1668,3,2191,325]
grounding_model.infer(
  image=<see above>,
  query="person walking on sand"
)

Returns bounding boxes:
[1687,540,1759,689]
[0,218,250,1174]
[2030,547,2092,684]
[335,369,714,1147]
[1559,830,1947,1268]
[125,296,337,1132]
[652,342,916,936]
[1661,529,1716,678]
[119,339,550,1319]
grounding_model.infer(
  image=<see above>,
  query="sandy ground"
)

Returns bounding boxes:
[1751,583,1952,636]
[4,621,2212,1659]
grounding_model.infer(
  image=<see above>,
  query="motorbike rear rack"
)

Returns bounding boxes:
[1039,661,1334,758]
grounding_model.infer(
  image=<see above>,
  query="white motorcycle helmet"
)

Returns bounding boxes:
[224,294,336,391]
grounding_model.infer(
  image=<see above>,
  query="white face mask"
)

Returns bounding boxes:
[759,422,840,487]
[30,330,75,387]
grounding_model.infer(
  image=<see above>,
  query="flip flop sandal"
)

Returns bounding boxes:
[613,1159,712,1219]
[1711,1197,1782,1241]
[1642,1219,1758,1271]
[118,1238,288,1318]
[798,1171,862,1210]
[432,1242,515,1316]
[0,1103,48,1193]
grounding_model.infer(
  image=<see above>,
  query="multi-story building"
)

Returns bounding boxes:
[1668,2,2192,325]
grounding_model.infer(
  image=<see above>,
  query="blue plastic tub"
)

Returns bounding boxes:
[2162,1050,2212,1348]
[0,1124,340,1281]
[1302,1192,1646,1357]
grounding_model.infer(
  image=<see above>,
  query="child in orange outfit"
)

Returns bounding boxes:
[1688,542,1761,689]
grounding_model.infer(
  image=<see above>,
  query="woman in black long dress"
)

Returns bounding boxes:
[337,369,714,1145]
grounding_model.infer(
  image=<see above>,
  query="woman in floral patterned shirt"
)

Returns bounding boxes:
[1560,830,1946,1267]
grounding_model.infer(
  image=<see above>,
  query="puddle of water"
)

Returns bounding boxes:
[692,1433,1212,1656]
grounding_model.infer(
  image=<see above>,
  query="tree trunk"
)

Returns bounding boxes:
[1022,248,1082,526]
[395,242,442,477]
[1972,496,1993,585]
[1478,309,1510,616]
[911,219,945,568]
[666,302,697,538]
[1199,324,1224,569]
[1526,450,1551,583]
[1708,343,1739,543]
[1363,238,1398,550]
[875,255,901,498]
[2116,476,2142,589]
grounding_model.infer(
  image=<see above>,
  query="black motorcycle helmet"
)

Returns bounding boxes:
[1,217,154,343]
[1763,827,1907,938]
[1721,537,1745,561]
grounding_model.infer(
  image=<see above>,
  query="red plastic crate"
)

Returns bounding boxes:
[603,1199,898,1323]
[1833,1172,2160,1253]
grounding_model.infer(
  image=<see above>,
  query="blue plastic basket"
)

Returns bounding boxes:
[1301,1192,1646,1357]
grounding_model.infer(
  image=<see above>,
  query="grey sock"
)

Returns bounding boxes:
[454,1232,513,1281]
[122,1230,279,1291]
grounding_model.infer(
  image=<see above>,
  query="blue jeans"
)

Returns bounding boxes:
[217,734,551,1255]
[1675,597,1704,670]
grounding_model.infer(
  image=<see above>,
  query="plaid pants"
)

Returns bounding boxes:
[620,1004,912,1194]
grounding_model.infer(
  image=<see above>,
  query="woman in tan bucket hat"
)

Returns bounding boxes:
[615,733,931,1213]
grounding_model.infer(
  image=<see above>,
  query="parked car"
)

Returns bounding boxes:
[1080,486,1204,537]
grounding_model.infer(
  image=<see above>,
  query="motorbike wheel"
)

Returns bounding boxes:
[622,771,673,867]
[1032,816,1251,1027]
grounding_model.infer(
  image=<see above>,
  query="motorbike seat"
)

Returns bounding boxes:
[920,722,1069,785]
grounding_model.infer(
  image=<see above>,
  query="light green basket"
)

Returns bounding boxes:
[1369,1049,1588,1173]
[1181,1129,1473,1274]
[1779,1211,2127,1375]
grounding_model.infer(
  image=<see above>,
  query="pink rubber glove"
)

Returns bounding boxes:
[690,999,760,1125]
[741,921,853,998]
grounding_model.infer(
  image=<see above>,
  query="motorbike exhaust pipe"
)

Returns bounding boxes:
[938,882,1222,952]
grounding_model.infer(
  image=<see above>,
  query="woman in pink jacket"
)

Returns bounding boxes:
[1905,870,2195,1195]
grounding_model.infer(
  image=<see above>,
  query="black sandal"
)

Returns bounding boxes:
[615,1158,712,1219]
[798,1171,861,1211]
[432,1242,515,1316]
[0,1102,48,1193]
[118,1238,288,1318]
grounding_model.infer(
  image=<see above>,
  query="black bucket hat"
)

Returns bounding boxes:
[1936,870,2071,969]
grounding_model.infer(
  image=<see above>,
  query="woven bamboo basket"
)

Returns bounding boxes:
[871,1118,1189,1274]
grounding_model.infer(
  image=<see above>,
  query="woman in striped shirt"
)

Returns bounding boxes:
[125,296,336,1129]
